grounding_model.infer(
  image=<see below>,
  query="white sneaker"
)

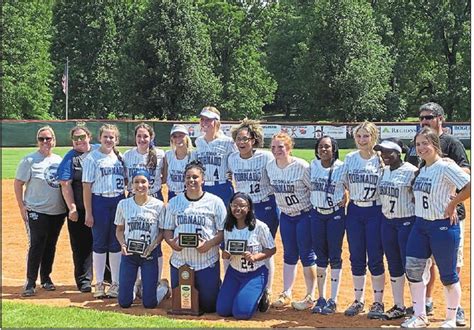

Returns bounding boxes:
[133,279,142,300]
[291,294,315,311]
[271,292,292,308]
[401,315,430,328]
[106,282,119,298]
[156,279,171,304]
[440,319,457,328]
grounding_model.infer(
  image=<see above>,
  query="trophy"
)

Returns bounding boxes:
[178,233,199,248]
[227,239,247,255]
[168,264,202,316]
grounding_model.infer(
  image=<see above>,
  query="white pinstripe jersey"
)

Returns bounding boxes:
[162,192,226,270]
[412,159,470,221]
[225,220,275,273]
[378,162,417,219]
[195,135,237,183]
[165,150,195,194]
[341,151,382,202]
[123,147,165,195]
[310,159,345,208]
[228,150,274,203]
[266,157,312,216]
[114,196,165,246]
[82,149,125,195]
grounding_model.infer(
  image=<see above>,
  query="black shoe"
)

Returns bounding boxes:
[79,284,92,293]
[41,281,56,291]
[21,286,36,297]
[258,289,270,312]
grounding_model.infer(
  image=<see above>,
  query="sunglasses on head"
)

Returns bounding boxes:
[72,134,87,141]
[37,137,53,142]
[419,115,437,121]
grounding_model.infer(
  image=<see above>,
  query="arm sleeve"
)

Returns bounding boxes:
[57,150,74,181]
[259,223,276,249]
[443,163,470,190]
[114,201,125,226]
[15,157,32,182]
[82,155,96,183]
[162,204,176,230]
[157,205,166,229]
[215,198,227,231]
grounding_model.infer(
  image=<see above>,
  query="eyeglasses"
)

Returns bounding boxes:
[230,204,249,210]
[419,115,436,121]
[236,136,253,143]
[72,134,87,141]
[37,137,53,142]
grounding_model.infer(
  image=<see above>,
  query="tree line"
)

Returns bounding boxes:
[3,0,470,121]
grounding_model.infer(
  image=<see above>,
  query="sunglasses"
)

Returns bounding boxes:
[419,115,437,121]
[37,137,53,142]
[72,134,87,141]
[236,136,253,143]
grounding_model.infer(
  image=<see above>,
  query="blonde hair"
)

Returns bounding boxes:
[170,134,194,154]
[201,106,222,133]
[231,118,264,148]
[271,132,294,152]
[36,126,56,147]
[354,121,379,149]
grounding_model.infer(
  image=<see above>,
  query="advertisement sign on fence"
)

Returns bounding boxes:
[452,125,470,139]
[380,125,418,139]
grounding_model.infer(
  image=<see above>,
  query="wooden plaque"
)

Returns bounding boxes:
[168,264,203,316]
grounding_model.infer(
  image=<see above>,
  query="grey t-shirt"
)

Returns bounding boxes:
[16,151,66,215]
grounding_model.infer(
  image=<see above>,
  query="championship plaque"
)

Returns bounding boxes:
[168,264,202,316]
[126,238,146,255]
[227,239,247,255]
[178,233,199,248]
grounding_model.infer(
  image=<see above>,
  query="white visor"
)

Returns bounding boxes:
[199,109,220,121]
[374,140,402,153]
[170,124,189,136]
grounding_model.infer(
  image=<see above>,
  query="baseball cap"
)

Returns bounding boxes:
[132,169,150,181]
[170,124,189,136]
[419,102,444,117]
[199,108,220,120]
[373,140,402,153]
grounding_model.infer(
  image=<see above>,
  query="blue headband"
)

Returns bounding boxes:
[132,169,150,181]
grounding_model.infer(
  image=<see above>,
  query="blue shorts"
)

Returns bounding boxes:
[381,215,415,277]
[254,195,279,238]
[203,181,234,206]
[216,266,268,320]
[311,207,345,269]
[406,217,460,285]
[170,261,221,313]
[345,202,384,276]
[91,194,124,253]
[279,210,316,267]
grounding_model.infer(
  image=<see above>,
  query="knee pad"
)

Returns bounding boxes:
[405,257,432,284]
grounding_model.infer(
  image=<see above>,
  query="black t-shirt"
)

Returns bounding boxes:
[405,133,470,219]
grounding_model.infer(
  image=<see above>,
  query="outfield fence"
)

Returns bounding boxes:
[1,120,470,149]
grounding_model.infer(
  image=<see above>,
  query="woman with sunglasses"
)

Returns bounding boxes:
[57,125,97,293]
[15,126,67,297]
[309,135,346,315]
[216,192,276,320]
[195,106,237,206]
[162,124,195,201]
[228,119,278,310]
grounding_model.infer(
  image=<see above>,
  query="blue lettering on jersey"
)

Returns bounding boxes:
[170,173,184,182]
[177,214,206,226]
[128,218,152,232]
[234,172,262,182]
[379,185,400,198]
[413,177,432,194]
[197,153,222,166]
[311,178,335,194]
[348,173,378,185]
[100,167,124,176]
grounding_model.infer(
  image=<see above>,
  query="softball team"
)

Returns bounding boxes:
[163,160,226,313]
[309,135,346,315]
[228,119,278,307]
[267,132,317,311]
[402,127,470,328]
[15,126,66,296]
[115,169,165,308]
[162,124,195,201]
[374,138,417,320]
[216,192,276,320]
[195,106,237,206]
[340,121,385,318]
[82,124,126,299]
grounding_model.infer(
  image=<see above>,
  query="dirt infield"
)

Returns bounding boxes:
[2,179,470,328]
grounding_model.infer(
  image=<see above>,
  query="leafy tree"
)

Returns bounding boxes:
[118,0,220,120]
[3,1,54,119]
[50,1,138,119]
[300,0,393,121]
[198,1,277,120]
